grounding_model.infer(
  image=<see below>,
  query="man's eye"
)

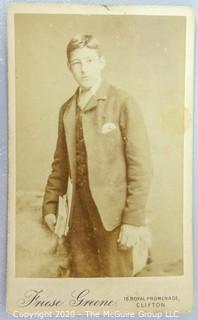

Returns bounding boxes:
[71,61,80,66]
[87,59,94,63]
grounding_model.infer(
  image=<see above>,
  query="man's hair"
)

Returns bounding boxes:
[67,34,101,62]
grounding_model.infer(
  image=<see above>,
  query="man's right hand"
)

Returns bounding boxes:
[44,214,57,232]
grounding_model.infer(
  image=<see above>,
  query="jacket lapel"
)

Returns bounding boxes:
[83,81,108,112]
[63,93,77,183]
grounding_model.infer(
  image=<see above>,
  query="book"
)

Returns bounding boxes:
[55,178,72,238]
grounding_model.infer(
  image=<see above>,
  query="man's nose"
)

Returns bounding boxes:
[81,62,87,74]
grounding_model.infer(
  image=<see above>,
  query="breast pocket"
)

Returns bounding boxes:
[100,126,123,161]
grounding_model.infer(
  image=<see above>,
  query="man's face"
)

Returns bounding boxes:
[68,47,105,90]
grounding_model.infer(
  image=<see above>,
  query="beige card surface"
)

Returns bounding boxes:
[7,3,195,317]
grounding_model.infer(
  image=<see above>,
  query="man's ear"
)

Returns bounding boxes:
[67,61,71,71]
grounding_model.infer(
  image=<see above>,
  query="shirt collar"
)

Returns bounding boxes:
[78,78,101,99]
[75,80,108,112]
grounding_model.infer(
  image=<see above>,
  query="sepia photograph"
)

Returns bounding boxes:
[7,3,194,315]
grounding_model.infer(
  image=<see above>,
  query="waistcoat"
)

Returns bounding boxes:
[75,105,89,188]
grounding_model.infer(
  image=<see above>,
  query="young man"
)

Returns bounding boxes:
[42,34,153,277]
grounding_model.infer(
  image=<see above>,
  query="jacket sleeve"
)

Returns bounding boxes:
[42,105,69,218]
[119,96,153,226]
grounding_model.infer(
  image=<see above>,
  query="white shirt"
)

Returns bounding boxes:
[77,79,101,110]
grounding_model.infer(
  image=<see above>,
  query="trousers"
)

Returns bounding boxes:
[67,183,133,277]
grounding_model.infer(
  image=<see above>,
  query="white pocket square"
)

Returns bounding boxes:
[101,122,116,134]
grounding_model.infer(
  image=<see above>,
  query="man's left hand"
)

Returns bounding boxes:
[117,224,142,250]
